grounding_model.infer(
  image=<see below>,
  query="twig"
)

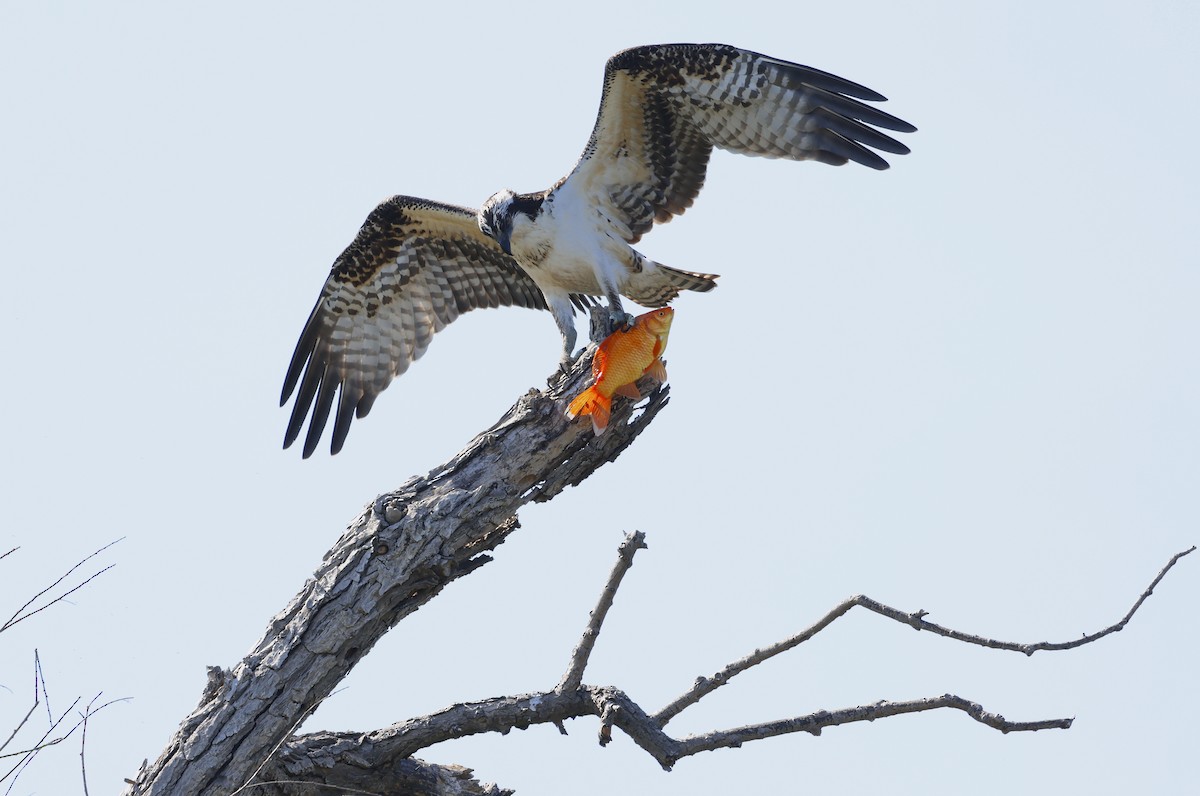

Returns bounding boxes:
[1,693,81,790]
[78,692,128,796]
[652,546,1196,727]
[1,661,127,793]
[80,697,93,796]
[36,652,52,726]
[0,705,34,757]
[1,538,123,633]
[0,653,46,758]
[1,695,129,775]
[557,531,647,694]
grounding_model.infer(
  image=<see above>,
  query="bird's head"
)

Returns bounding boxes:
[478,189,515,254]
[478,189,544,257]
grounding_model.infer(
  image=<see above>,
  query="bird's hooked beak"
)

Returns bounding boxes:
[479,199,513,256]
[495,227,513,256]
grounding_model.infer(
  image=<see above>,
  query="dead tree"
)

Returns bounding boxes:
[120,330,1194,796]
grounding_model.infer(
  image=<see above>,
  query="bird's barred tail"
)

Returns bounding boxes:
[566,387,612,435]
[626,263,719,308]
[661,264,718,293]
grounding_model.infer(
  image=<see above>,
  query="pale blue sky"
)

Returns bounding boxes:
[1,2,1196,794]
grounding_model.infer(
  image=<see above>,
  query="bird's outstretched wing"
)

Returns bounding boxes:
[561,43,916,244]
[281,196,578,457]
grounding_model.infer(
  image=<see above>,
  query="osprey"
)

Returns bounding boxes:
[282,43,915,457]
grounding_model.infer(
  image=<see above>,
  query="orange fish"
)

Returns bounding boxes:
[566,307,674,435]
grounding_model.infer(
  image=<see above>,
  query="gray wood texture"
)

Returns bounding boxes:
[123,337,669,796]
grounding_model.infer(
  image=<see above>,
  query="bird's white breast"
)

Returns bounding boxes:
[510,181,632,297]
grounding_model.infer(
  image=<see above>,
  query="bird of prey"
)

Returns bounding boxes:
[282,43,915,457]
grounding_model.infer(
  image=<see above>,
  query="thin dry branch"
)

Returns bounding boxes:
[601,688,1073,769]
[652,545,1196,726]
[1,654,80,785]
[0,652,43,757]
[1,686,79,790]
[1,668,126,793]
[2,548,128,793]
[80,693,130,796]
[1,539,122,634]
[557,530,647,694]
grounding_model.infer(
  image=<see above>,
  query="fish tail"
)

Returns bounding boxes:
[566,387,612,435]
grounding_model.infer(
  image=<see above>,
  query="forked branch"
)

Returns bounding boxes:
[258,539,1190,789]
[1,652,127,792]
[2,543,126,794]
[653,545,1196,726]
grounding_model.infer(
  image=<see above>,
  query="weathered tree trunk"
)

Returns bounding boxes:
[122,345,668,796]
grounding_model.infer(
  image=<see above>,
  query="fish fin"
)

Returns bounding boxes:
[591,346,609,381]
[567,387,612,436]
[645,358,668,383]
[614,382,641,400]
[566,387,597,419]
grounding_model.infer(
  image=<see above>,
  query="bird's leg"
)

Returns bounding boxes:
[549,298,579,376]
[593,255,635,335]
[557,327,578,375]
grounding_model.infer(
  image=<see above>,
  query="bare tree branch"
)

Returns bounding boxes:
[557,530,647,694]
[233,536,1193,792]
[1,539,122,634]
[1,662,81,791]
[652,545,1196,726]
[1,658,127,793]
[37,651,52,726]
[263,683,1071,780]
[80,693,130,796]
[0,703,35,759]
[0,652,42,757]
[1,545,128,793]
